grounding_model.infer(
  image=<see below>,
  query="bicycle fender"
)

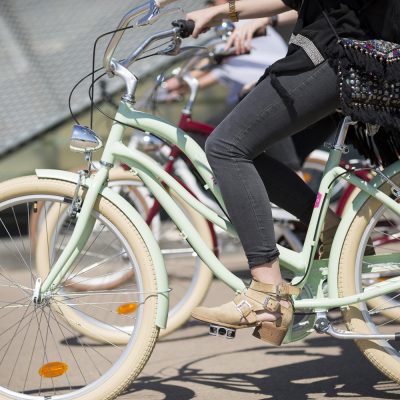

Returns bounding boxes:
[327,160,400,298]
[35,168,169,329]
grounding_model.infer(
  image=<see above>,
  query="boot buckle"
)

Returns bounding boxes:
[263,295,280,312]
[209,324,236,339]
[236,300,252,318]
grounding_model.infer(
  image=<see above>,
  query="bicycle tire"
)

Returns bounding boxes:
[0,175,159,399]
[338,172,400,384]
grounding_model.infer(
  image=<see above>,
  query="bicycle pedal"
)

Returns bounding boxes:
[209,324,236,339]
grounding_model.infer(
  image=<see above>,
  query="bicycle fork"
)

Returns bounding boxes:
[36,166,109,302]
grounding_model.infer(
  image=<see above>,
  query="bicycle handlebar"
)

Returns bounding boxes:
[103,0,182,73]
[121,27,179,68]
[117,19,194,70]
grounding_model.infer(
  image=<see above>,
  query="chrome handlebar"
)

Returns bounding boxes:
[103,0,180,73]
[119,27,180,69]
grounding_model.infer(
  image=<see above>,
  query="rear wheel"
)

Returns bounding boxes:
[0,176,159,399]
[339,172,400,383]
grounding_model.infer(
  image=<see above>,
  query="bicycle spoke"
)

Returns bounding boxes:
[6,307,35,389]
[0,264,32,297]
[48,304,117,367]
[0,217,34,280]
[0,296,31,321]
[0,306,35,344]
[62,298,140,321]
[43,307,73,392]
[22,307,40,394]
[0,303,33,370]
[61,251,129,287]
[52,298,133,340]
[46,305,88,387]
[67,222,106,279]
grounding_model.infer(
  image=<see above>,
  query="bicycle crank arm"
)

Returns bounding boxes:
[314,313,400,341]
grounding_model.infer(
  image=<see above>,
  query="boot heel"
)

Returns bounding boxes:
[252,322,287,346]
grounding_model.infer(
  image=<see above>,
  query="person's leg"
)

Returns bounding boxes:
[256,116,342,235]
[206,60,339,270]
[263,137,302,171]
[254,152,314,225]
[292,113,340,165]
[192,61,339,342]
[290,114,343,253]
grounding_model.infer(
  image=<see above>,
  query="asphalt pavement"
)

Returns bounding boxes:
[118,268,400,400]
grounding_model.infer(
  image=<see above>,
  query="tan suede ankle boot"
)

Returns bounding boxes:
[192,280,300,346]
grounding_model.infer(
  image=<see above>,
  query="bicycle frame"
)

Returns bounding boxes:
[38,96,400,321]
[33,3,400,336]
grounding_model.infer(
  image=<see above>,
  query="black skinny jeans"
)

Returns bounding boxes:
[205,61,340,267]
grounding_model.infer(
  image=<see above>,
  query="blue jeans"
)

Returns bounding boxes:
[205,61,340,267]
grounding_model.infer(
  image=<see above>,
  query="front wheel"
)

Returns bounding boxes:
[0,176,159,399]
[338,172,400,384]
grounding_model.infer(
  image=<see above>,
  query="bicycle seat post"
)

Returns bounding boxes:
[320,115,358,180]
[326,115,357,154]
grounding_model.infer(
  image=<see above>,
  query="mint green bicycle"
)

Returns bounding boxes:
[1,1,400,398]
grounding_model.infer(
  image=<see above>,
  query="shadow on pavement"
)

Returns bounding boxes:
[126,335,399,400]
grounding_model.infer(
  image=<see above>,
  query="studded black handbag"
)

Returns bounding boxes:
[336,38,400,130]
[320,7,400,131]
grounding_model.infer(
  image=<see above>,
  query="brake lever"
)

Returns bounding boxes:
[179,46,208,52]
[137,0,183,27]
[157,37,182,56]
[158,44,207,56]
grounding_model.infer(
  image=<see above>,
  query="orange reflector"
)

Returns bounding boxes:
[39,362,68,378]
[117,303,138,315]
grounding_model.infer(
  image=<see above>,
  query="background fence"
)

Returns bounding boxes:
[0,0,203,156]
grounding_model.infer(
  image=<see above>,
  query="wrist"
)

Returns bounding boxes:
[268,15,278,28]
[210,3,230,22]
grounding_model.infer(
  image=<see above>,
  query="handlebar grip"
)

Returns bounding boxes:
[155,0,177,8]
[172,19,195,38]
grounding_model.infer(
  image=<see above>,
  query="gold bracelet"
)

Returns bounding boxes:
[228,0,238,22]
